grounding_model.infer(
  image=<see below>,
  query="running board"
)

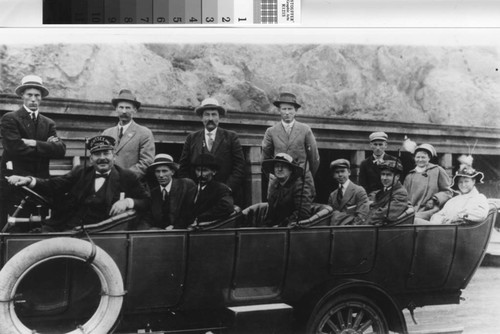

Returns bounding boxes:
[227,303,293,334]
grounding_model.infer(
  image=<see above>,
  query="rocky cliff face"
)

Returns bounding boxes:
[1,43,499,127]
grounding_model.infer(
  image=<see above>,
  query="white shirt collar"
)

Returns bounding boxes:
[340,180,350,192]
[281,120,295,129]
[162,180,173,193]
[118,121,132,134]
[205,128,217,137]
[23,105,38,118]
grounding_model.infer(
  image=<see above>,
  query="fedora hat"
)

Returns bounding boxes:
[415,143,437,158]
[111,89,141,109]
[194,98,226,117]
[262,153,303,177]
[15,75,49,97]
[192,153,220,171]
[273,92,301,109]
[86,135,116,154]
[149,154,179,172]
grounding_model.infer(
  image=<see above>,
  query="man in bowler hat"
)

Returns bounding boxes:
[7,135,149,231]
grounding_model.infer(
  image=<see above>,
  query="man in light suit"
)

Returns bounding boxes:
[261,92,320,200]
[0,75,66,229]
[102,89,155,179]
[7,135,149,232]
[327,159,369,225]
[178,98,245,203]
[138,154,197,230]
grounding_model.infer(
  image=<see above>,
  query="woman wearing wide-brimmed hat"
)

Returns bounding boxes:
[427,155,489,224]
[403,143,452,220]
[262,153,312,227]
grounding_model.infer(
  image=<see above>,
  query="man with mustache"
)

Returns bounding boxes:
[102,89,155,179]
[6,135,149,232]
[0,75,66,230]
[178,98,245,204]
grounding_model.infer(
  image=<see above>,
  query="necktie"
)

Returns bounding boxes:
[207,133,214,151]
[96,173,109,179]
[194,185,201,203]
[285,125,292,135]
[337,185,343,203]
[162,188,167,201]
[118,127,123,139]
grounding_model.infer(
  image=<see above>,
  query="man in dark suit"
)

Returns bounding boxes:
[102,89,155,179]
[138,154,196,230]
[261,92,320,201]
[0,75,66,229]
[327,159,369,225]
[191,153,234,224]
[7,135,149,231]
[178,98,245,204]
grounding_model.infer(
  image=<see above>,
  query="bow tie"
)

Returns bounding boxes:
[95,173,109,179]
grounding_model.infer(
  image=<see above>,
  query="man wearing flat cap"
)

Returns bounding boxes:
[190,153,234,223]
[178,98,245,204]
[327,159,369,225]
[262,153,312,227]
[7,135,150,231]
[138,154,197,230]
[102,89,155,179]
[0,75,66,229]
[365,160,409,225]
[262,92,320,202]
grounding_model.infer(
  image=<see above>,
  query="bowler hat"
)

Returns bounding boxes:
[330,159,351,171]
[111,89,141,109]
[192,153,220,171]
[194,98,226,117]
[149,153,179,172]
[262,153,303,177]
[378,159,403,174]
[87,135,116,154]
[369,132,388,142]
[273,92,301,109]
[15,75,49,97]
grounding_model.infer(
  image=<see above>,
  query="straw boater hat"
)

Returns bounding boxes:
[378,159,403,174]
[262,153,303,177]
[15,75,49,97]
[194,98,226,117]
[148,154,179,172]
[273,92,301,109]
[111,89,141,109]
[192,153,220,171]
[415,143,437,158]
[450,155,484,191]
[369,132,388,142]
[329,159,351,171]
[86,135,116,154]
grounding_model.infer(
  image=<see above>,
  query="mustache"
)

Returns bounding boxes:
[96,159,110,164]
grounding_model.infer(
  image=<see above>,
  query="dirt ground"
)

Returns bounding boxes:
[404,263,500,334]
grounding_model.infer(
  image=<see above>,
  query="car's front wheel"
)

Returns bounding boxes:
[306,293,389,334]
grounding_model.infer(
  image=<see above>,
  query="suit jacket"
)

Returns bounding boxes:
[140,178,197,229]
[264,175,312,227]
[102,120,155,178]
[358,153,396,195]
[193,180,234,223]
[0,106,66,177]
[328,181,369,225]
[178,127,245,192]
[365,181,409,225]
[34,164,150,230]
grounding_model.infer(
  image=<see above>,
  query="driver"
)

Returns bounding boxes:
[6,135,150,232]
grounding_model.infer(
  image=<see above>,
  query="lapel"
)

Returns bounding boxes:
[210,128,223,154]
[19,108,37,138]
[276,123,291,147]
[115,121,137,153]
[104,167,120,208]
[169,179,180,211]
[341,182,355,207]
[287,122,300,143]
[194,130,206,154]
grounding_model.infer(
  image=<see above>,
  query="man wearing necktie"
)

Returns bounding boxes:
[261,92,320,202]
[327,159,369,225]
[138,154,196,230]
[365,160,409,225]
[6,135,149,232]
[102,89,155,179]
[0,75,66,230]
[178,98,245,204]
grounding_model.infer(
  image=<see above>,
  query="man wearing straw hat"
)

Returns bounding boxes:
[138,153,197,230]
[0,74,66,229]
[261,92,320,201]
[102,89,155,179]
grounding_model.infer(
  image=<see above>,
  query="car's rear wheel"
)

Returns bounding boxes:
[306,293,389,334]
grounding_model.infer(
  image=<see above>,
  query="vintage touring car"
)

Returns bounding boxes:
[0,186,496,334]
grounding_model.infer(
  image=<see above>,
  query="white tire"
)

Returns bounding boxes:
[0,237,124,334]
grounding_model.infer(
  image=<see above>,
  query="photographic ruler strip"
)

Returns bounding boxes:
[42,0,300,25]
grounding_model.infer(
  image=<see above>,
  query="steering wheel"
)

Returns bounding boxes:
[20,186,52,208]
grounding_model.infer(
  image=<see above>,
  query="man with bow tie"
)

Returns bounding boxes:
[0,75,66,230]
[327,159,369,225]
[261,92,320,201]
[178,98,245,204]
[6,135,149,232]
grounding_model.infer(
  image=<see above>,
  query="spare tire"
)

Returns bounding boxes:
[0,237,124,334]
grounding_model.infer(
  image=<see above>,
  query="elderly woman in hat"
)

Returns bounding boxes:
[262,153,312,227]
[427,156,489,225]
[403,143,452,220]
